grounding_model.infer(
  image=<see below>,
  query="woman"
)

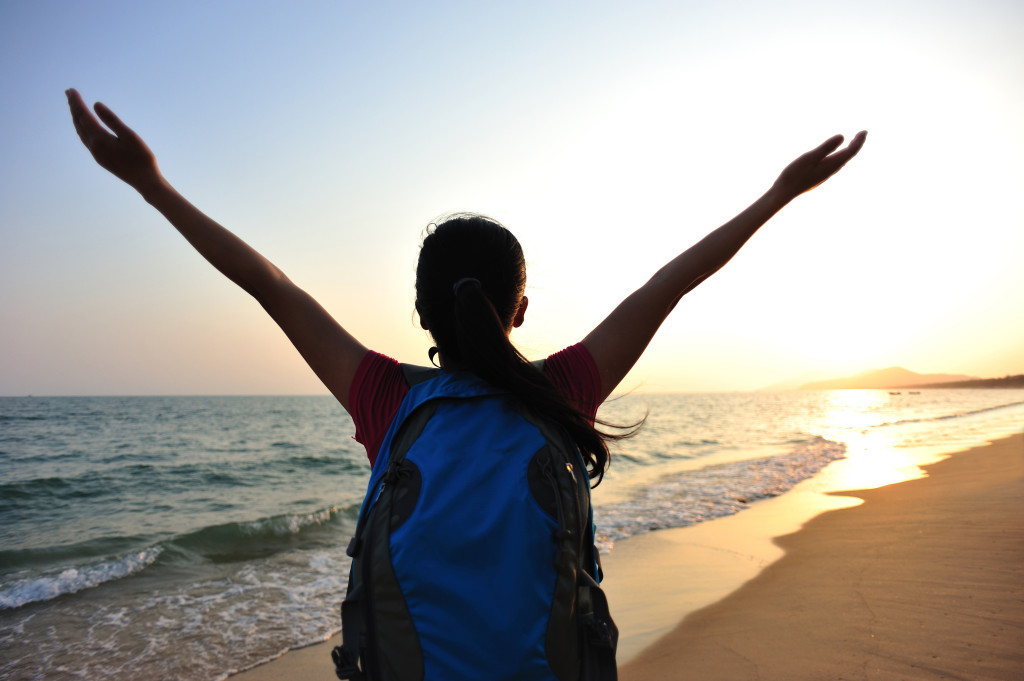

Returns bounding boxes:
[64,89,864,463]
[66,88,865,678]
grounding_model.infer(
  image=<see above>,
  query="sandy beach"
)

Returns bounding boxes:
[620,432,1024,680]
[231,433,1023,680]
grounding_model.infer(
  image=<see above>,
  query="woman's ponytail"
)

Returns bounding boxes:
[416,214,640,485]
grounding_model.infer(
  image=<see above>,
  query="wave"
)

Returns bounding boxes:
[873,399,1024,429]
[594,437,846,550]
[165,505,353,562]
[0,476,109,516]
[0,547,162,610]
[0,504,359,610]
[0,534,152,571]
[0,475,73,499]
[0,413,51,422]
[0,452,364,514]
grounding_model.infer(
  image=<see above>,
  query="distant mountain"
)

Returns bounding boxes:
[798,367,978,390]
[759,371,833,392]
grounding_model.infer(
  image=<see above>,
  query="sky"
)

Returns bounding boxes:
[1,0,1022,395]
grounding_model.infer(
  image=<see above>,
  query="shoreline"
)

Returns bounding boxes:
[231,433,1023,680]
[621,432,1024,680]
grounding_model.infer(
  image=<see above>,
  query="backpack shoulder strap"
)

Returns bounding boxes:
[400,363,439,388]
[402,361,544,385]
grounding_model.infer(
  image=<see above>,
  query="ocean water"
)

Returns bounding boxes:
[1,389,1022,680]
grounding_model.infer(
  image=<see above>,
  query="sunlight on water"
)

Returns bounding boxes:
[809,389,1024,494]
[821,389,891,428]
[818,428,931,492]
[810,390,928,491]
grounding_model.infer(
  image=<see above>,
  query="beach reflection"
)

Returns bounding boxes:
[820,389,889,429]
[812,390,946,492]
[822,428,931,491]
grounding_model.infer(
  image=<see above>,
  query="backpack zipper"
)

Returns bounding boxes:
[542,458,573,551]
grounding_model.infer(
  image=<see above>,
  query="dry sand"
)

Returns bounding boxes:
[231,433,1023,680]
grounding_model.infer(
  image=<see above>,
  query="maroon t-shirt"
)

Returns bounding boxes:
[348,343,601,465]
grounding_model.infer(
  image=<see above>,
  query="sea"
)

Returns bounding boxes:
[2,389,1022,680]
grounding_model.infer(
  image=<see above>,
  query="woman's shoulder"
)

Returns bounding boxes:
[349,351,409,465]
[350,344,600,462]
[543,343,601,420]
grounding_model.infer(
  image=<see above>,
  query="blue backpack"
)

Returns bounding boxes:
[332,367,617,681]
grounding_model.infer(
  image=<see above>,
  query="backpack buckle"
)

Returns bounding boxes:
[331,645,363,680]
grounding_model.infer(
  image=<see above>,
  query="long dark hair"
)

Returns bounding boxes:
[415,213,638,485]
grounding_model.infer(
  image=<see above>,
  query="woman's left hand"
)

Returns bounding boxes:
[772,131,867,202]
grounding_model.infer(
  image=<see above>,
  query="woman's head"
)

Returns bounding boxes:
[412,212,636,486]
[415,213,528,362]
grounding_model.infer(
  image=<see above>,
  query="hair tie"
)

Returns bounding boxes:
[452,277,481,294]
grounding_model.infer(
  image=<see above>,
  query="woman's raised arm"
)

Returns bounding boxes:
[583,131,867,401]
[66,89,368,411]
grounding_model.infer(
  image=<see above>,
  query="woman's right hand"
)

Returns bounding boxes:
[65,88,369,413]
[66,88,163,194]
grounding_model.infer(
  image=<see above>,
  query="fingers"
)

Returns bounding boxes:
[807,134,845,160]
[94,102,135,139]
[825,130,868,169]
[65,89,136,145]
[774,130,867,198]
[65,87,85,110]
[66,88,104,147]
[845,130,868,157]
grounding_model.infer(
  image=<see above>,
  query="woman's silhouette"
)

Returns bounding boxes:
[67,86,865,678]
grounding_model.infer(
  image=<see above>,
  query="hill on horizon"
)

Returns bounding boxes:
[797,367,977,390]
[759,371,833,392]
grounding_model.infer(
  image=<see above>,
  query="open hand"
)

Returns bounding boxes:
[773,131,867,201]
[66,89,162,193]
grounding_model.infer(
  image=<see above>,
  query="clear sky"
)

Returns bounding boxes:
[2,0,1022,395]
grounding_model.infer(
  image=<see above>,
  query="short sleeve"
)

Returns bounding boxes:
[350,344,601,465]
[348,351,409,466]
[542,343,601,421]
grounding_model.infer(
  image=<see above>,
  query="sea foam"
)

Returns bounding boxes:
[0,547,161,610]
[594,437,846,550]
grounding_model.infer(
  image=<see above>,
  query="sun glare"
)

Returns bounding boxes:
[810,390,947,492]
[822,390,890,428]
